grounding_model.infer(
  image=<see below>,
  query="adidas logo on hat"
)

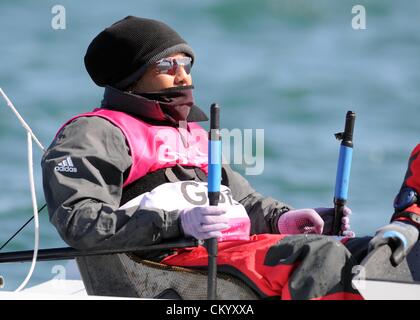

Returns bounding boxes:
[55,156,78,173]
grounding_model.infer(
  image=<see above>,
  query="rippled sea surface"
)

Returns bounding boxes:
[0,0,419,290]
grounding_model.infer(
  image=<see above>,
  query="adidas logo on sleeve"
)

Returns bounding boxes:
[54,156,78,173]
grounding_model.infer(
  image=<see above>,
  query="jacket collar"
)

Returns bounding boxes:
[100,86,209,124]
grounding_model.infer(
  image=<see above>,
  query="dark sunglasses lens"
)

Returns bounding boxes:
[156,60,172,72]
[183,63,191,74]
[156,57,192,74]
[176,57,192,74]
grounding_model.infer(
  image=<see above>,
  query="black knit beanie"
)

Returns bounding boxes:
[84,16,195,88]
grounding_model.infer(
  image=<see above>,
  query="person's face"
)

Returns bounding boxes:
[131,53,193,93]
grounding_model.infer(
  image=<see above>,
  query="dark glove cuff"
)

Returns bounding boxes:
[272,207,292,234]
[162,210,183,240]
[177,214,186,238]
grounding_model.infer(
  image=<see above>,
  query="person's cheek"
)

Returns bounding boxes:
[154,74,175,89]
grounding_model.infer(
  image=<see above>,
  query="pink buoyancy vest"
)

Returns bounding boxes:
[57,108,209,187]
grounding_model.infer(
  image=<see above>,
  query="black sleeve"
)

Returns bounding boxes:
[41,116,182,251]
[222,164,293,234]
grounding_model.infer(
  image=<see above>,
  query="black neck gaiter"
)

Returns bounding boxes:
[135,85,195,124]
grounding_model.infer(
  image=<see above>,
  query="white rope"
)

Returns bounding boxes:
[0,88,45,151]
[0,88,42,291]
[14,133,40,291]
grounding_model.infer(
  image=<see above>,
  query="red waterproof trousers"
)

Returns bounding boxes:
[161,233,370,300]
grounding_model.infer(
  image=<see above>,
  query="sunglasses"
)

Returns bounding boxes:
[155,57,192,75]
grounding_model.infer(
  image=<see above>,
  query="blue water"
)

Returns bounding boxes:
[0,0,419,291]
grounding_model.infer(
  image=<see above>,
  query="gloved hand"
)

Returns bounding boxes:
[314,207,355,237]
[277,207,354,236]
[368,221,419,266]
[179,206,229,240]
